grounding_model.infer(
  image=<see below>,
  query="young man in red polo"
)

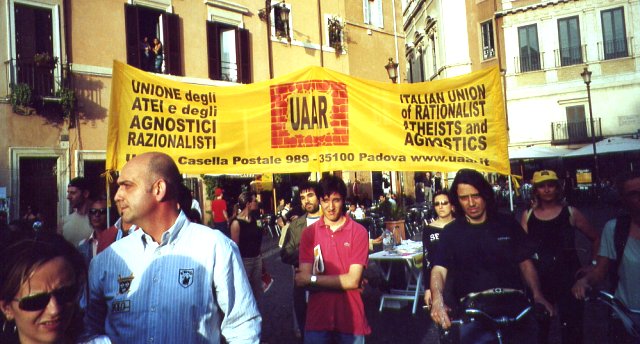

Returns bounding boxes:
[295,175,371,344]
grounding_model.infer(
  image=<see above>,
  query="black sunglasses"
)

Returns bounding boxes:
[88,208,108,216]
[433,201,449,207]
[14,285,79,311]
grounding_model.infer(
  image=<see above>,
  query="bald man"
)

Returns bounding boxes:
[85,152,261,343]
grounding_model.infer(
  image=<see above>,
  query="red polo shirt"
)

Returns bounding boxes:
[299,216,371,335]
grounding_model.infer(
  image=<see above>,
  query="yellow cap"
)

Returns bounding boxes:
[532,170,558,185]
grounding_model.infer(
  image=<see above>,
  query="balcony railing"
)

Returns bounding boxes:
[551,118,602,145]
[598,37,633,60]
[554,44,586,67]
[512,37,635,74]
[514,52,544,73]
[4,58,71,100]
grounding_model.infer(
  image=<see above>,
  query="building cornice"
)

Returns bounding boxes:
[495,0,578,18]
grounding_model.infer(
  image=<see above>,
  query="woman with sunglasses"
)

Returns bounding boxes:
[0,233,87,344]
[422,190,456,310]
[520,170,600,344]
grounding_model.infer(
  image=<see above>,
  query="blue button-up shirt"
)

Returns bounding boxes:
[85,212,261,343]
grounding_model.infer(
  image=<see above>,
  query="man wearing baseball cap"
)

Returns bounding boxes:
[211,187,230,237]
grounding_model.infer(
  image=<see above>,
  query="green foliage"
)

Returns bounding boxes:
[56,87,75,118]
[328,16,345,52]
[10,83,32,107]
[201,174,220,200]
[33,52,58,67]
[378,200,405,221]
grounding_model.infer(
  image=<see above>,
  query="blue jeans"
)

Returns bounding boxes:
[304,331,364,344]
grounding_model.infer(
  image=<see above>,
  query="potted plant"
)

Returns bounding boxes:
[328,16,345,52]
[378,199,406,242]
[9,83,33,115]
[33,52,58,68]
[56,86,76,119]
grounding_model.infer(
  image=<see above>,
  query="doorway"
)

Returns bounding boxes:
[19,157,58,232]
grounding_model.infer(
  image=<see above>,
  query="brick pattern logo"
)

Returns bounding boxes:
[271,80,348,148]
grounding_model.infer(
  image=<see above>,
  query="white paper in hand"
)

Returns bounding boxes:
[313,244,325,275]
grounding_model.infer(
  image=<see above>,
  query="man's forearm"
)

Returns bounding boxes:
[519,259,543,297]
[429,267,447,305]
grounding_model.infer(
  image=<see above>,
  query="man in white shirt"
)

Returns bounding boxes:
[85,152,260,343]
[62,177,93,245]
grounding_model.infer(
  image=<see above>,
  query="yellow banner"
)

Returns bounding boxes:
[107,61,508,174]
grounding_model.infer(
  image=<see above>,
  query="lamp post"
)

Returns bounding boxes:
[384,57,399,83]
[581,66,599,195]
[259,1,290,79]
[384,57,402,200]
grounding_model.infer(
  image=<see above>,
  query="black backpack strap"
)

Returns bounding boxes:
[610,215,631,292]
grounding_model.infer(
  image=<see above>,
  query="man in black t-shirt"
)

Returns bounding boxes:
[429,169,554,343]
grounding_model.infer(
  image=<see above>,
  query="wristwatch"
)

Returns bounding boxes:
[310,275,317,284]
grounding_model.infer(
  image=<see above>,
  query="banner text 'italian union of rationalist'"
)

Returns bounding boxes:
[106,61,509,175]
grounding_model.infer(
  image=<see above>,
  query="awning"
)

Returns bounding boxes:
[563,137,640,157]
[508,146,571,160]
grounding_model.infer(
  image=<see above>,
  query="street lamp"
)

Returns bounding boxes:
[258,1,290,79]
[580,66,599,194]
[383,57,402,199]
[384,58,399,83]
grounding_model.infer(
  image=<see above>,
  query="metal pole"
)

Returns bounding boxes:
[266,0,274,79]
[586,83,599,195]
[508,175,514,213]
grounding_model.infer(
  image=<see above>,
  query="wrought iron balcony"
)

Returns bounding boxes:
[514,52,544,73]
[554,44,586,67]
[4,58,71,100]
[551,118,602,145]
[598,37,634,60]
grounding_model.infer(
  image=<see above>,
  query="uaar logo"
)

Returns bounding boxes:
[270,80,349,148]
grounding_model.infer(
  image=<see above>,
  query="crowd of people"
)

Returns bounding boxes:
[1,152,638,344]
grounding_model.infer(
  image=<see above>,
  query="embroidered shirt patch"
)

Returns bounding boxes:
[118,273,135,294]
[179,269,194,288]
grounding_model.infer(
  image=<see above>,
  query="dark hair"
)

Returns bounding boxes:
[298,180,319,197]
[449,169,496,215]
[616,170,640,198]
[432,189,450,203]
[318,175,347,200]
[187,209,202,224]
[68,176,90,191]
[237,192,257,211]
[0,233,86,342]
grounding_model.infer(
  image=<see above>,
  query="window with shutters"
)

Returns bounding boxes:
[557,16,582,66]
[363,0,383,28]
[8,1,62,97]
[600,7,628,60]
[518,24,541,72]
[206,22,252,83]
[124,4,183,76]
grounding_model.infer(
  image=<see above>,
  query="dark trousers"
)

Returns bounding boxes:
[214,221,229,237]
[293,278,307,337]
[610,312,640,344]
[460,313,538,344]
[537,291,584,344]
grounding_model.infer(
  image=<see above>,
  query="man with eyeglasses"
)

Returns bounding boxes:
[573,171,640,344]
[84,152,260,343]
[429,169,554,343]
[77,195,118,267]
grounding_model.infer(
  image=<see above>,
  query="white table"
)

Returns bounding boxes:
[368,242,424,314]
